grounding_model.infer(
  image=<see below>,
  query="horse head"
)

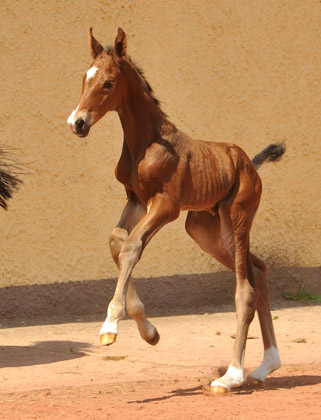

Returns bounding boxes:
[67,28,127,137]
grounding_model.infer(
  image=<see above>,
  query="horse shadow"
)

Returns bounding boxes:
[127,385,204,404]
[127,373,321,404]
[239,374,321,394]
[0,340,91,368]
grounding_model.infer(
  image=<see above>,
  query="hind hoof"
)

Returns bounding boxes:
[146,330,160,346]
[246,376,264,387]
[100,333,117,346]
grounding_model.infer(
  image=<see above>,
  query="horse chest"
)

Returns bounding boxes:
[115,154,173,204]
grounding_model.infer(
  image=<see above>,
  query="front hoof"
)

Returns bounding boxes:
[100,332,117,346]
[203,384,229,396]
[146,330,160,346]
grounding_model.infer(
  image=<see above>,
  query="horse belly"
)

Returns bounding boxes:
[180,172,233,211]
[180,146,236,211]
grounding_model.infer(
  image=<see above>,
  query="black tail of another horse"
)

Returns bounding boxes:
[0,147,23,210]
[252,142,286,170]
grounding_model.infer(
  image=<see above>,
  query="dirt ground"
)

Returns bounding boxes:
[1,304,320,420]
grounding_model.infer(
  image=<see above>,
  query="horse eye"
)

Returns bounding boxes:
[103,80,114,90]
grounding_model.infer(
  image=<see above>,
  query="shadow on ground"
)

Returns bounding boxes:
[0,340,91,368]
[127,373,321,403]
[0,265,319,326]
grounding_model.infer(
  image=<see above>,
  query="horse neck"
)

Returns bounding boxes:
[117,64,166,163]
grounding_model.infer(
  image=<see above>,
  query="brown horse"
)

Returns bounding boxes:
[67,28,285,394]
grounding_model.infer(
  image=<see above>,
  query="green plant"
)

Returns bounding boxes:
[282,283,321,303]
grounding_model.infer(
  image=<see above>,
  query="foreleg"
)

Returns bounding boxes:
[100,198,158,345]
[101,194,179,346]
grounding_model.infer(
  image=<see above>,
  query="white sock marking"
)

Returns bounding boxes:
[211,364,244,390]
[100,319,118,335]
[249,346,281,382]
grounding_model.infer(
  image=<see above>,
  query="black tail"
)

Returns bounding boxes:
[252,142,286,170]
[0,147,23,210]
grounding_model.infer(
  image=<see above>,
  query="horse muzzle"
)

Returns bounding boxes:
[67,108,92,138]
[72,117,90,137]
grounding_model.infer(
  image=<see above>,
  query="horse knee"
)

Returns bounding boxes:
[109,227,128,264]
[118,238,143,269]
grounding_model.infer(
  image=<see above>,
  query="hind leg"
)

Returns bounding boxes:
[186,209,280,392]
[215,202,258,393]
[186,209,256,392]
[246,254,281,385]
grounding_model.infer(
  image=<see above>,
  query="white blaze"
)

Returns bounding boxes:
[86,66,98,81]
[67,105,79,125]
[67,66,98,128]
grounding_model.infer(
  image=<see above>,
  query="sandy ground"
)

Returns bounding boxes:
[1,304,321,419]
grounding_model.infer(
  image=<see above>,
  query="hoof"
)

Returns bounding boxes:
[210,385,229,395]
[100,332,117,346]
[146,330,160,346]
[203,384,229,396]
[246,376,264,387]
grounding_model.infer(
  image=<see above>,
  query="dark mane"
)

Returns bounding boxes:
[105,45,167,117]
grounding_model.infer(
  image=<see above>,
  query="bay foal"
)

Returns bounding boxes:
[68,28,285,394]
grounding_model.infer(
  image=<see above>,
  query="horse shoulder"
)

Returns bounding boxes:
[137,139,179,184]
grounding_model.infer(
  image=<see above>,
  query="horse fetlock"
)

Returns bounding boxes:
[137,321,160,346]
[100,308,123,345]
[247,346,281,383]
[146,329,160,346]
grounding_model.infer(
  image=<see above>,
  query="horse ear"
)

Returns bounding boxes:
[114,27,127,58]
[89,27,104,58]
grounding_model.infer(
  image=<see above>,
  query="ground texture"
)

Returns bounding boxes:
[1,304,320,419]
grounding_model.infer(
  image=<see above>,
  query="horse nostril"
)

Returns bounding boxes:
[75,118,86,132]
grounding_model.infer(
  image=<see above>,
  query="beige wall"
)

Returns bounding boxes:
[0,0,320,288]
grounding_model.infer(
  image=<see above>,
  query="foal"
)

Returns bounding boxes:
[68,28,285,394]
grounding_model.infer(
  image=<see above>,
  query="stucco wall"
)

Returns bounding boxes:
[0,0,320,288]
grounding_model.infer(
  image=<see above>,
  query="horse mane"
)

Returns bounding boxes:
[105,45,167,117]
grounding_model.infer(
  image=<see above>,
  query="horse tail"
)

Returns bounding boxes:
[252,142,286,170]
[0,147,23,210]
